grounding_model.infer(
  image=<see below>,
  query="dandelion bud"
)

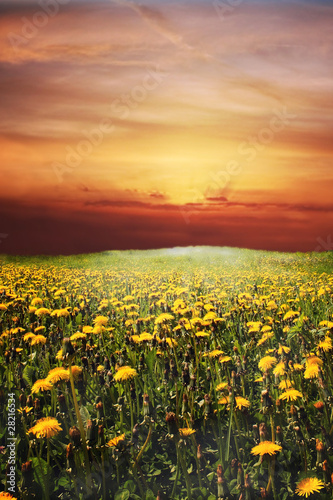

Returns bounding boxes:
[182,393,188,414]
[86,419,97,445]
[244,473,253,500]
[98,424,105,447]
[260,487,267,498]
[197,444,202,460]
[33,398,42,418]
[166,412,178,435]
[62,337,74,356]
[276,426,283,444]
[217,464,229,498]
[237,462,244,488]
[322,460,330,484]
[27,395,33,407]
[259,422,268,441]
[190,374,197,391]
[21,460,33,490]
[182,367,190,386]
[290,404,297,417]
[143,393,150,417]
[231,458,238,479]
[66,443,76,472]
[314,401,324,412]
[69,426,81,447]
[81,356,89,368]
[104,356,110,370]
[96,401,104,420]
[57,394,67,413]
[316,439,325,466]
[204,394,213,418]
[294,426,304,443]
[19,392,27,408]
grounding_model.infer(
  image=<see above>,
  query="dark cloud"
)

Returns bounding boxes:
[0,198,331,255]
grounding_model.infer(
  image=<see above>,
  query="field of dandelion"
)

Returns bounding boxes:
[1,246,333,500]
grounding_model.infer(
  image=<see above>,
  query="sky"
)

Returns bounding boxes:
[0,0,332,254]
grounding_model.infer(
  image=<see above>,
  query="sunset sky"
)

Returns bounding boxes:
[0,0,332,254]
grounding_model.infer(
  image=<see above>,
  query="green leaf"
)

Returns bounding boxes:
[115,489,130,500]
[207,471,214,483]
[31,456,53,489]
[145,489,156,500]
[124,480,136,494]
[79,405,91,429]
[23,365,36,387]
[75,313,82,325]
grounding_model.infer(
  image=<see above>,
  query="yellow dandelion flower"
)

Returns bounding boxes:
[31,379,53,394]
[155,313,174,324]
[235,396,251,410]
[257,332,274,347]
[258,356,277,372]
[107,433,125,447]
[218,396,229,405]
[34,326,45,333]
[251,441,282,456]
[179,428,196,437]
[304,364,320,379]
[306,355,323,367]
[51,308,70,318]
[17,406,33,415]
[203,311,217,321]
[133,332,153,342]
[0,304,8,311]
[273,362,286,377]
[279,380,293,390]
[0,492,18,500]
[94,315,109,326]
[283,310,299,321]
[280,389,303,401]
[70,332,87,341]
[114,366,138,382]
[29,417,62,439]
[69,365,82,380]
[46,367,70,384]
[195,331,210,338]
[317,337,332,352]
[23,332,35,342]
[293,363,304,371]
[35,307,51,316]
[295,477,325,497]
[56,349,63,361]
[82,326,93,334]
[203,349,224,358]
[278,345,291,355]
[31,334,47,346]
[165,338,178,347]
[31,297,43,306]
[219,356,232,363]
[216,382,228,391]
[261,325,272,333]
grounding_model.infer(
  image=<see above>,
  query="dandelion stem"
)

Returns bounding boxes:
[68,360,92,493]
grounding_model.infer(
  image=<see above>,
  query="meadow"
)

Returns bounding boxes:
[1,246,333,500]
